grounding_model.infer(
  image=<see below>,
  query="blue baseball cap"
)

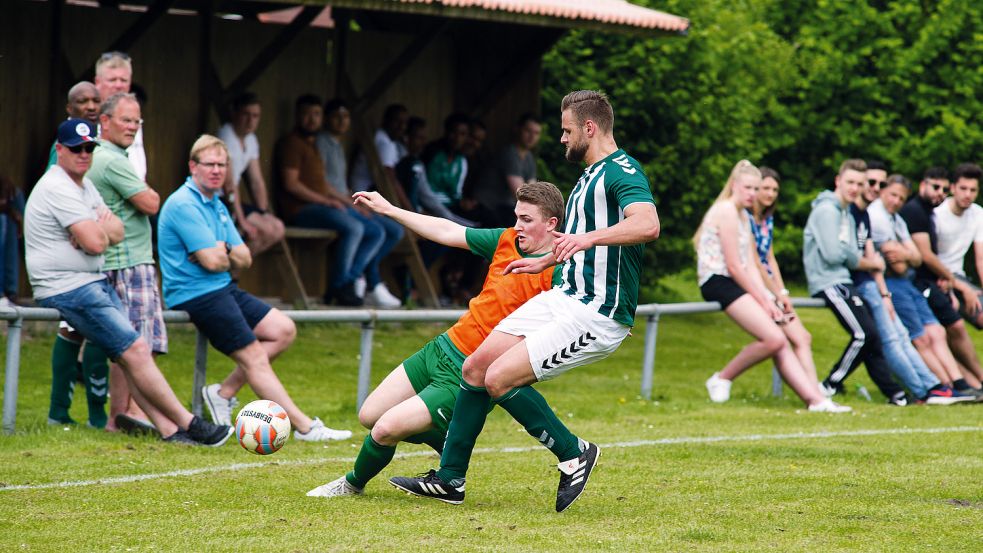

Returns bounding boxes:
[57,119,97,147]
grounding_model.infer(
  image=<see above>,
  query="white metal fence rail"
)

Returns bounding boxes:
[0,298,826,434]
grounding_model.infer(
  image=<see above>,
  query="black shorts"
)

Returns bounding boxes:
[700,274,747,309]
[173,283,272,355]
[913,278,961,327]
[953,275,983,329]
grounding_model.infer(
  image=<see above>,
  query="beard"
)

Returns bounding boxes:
[565,139,588,163]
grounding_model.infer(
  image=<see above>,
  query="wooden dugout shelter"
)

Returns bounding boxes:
[1,0,688,304]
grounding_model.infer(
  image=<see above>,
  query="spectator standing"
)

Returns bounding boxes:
[802,159,905,400]
[900,167,983,394]
[474,113,542,227]
[216,92,285,255]
[159,135,352,442]
[94,52,146,181]
[28,119,232,445]
[47,82,101,168]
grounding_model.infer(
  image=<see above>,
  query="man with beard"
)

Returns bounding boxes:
[900,167,983,395]
[389,90,660,512]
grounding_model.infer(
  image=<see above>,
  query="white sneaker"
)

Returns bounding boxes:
[353,276,367,298]
[294,417,353,442]
[366,283,402,309]
[808,399,852,413]
[705,372,732,403]
[201,384,238,426]
[0,297,12,309]
[306,475,363,498]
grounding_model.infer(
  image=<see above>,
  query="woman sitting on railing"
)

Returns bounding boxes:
[748,167,826,399]
[694,160,849,412]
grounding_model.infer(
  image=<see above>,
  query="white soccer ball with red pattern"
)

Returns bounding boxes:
[235,400,291,455]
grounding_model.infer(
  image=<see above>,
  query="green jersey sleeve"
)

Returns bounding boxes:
[609,154,654,210]
[465,227,506,261]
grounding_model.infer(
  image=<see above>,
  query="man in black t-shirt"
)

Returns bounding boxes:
[899,167,983,396]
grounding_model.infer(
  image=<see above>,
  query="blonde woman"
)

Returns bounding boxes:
[695,160,849,412]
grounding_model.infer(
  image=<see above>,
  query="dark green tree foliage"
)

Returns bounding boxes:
[540,0,983,299]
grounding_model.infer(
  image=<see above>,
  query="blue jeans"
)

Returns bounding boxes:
[857,280,940,398]
[364,214,404,288]
[38,279,140,359]
[885,277,939,340]
[290,205,385,289]
[0,191,24,295]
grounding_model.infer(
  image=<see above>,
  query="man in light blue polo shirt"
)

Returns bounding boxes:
[158,134,351,442]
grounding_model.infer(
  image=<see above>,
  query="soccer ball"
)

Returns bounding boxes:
[235,400,291,455]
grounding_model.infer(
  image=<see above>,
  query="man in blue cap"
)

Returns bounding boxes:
[25,119,233,446]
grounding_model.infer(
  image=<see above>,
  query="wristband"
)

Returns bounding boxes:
[881,291,892,298]
[225,242,232,255]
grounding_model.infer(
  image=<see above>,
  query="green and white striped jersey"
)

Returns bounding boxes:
[555,149,654,326]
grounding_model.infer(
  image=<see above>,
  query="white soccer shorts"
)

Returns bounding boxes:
[493,288,630,381]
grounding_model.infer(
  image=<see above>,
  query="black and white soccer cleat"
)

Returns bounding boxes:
[555,442,600,512]
[389,470,465,505]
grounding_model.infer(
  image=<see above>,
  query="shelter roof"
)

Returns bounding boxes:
[262,0,689,35]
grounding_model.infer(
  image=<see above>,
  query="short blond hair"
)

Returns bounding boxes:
[838,159,867,176]
[516,181,565,226]
[189,134,229,162]
[95,52,132,76]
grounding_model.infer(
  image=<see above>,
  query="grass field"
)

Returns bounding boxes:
[2,293,982,551]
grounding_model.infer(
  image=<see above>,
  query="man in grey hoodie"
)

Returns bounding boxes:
[803,159,905,399]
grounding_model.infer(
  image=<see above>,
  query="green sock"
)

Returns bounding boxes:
[49,335,81,423]
[496,386,582,462]
[404,428,447,454]
[82,344,109,428]
[346,434,396,489]
[436,381,490,483]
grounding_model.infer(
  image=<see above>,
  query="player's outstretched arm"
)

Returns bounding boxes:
[353,191,468,249]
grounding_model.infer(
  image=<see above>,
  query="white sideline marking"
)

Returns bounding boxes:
[3,425,980,492]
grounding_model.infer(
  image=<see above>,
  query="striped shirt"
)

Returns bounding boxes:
[556,149,654,326]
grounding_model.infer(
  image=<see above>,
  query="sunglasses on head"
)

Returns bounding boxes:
[867,179,888,189]
[67,143,97,154]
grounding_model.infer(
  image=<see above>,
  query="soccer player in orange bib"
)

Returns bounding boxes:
[306,181,565,498]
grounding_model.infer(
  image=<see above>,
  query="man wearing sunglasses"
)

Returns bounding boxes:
[900,167,983,397]
[26,119,233,446]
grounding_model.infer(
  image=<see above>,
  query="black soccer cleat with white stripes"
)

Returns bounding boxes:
[555,442,600,512]
[389,470,465,505]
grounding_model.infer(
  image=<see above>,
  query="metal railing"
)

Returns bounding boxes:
[0,298,826,434]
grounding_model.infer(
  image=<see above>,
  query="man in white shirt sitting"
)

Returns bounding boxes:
[217,92,285,255]
[934,163,983,328]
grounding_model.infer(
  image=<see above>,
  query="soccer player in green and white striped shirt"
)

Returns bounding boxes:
[390,90,660,512]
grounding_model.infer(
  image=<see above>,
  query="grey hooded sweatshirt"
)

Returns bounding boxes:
[803,190,860,295]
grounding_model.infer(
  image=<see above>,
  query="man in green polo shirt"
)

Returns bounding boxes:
[86,92,165,434]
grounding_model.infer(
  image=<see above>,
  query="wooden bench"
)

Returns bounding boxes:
[275,227,338,309]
